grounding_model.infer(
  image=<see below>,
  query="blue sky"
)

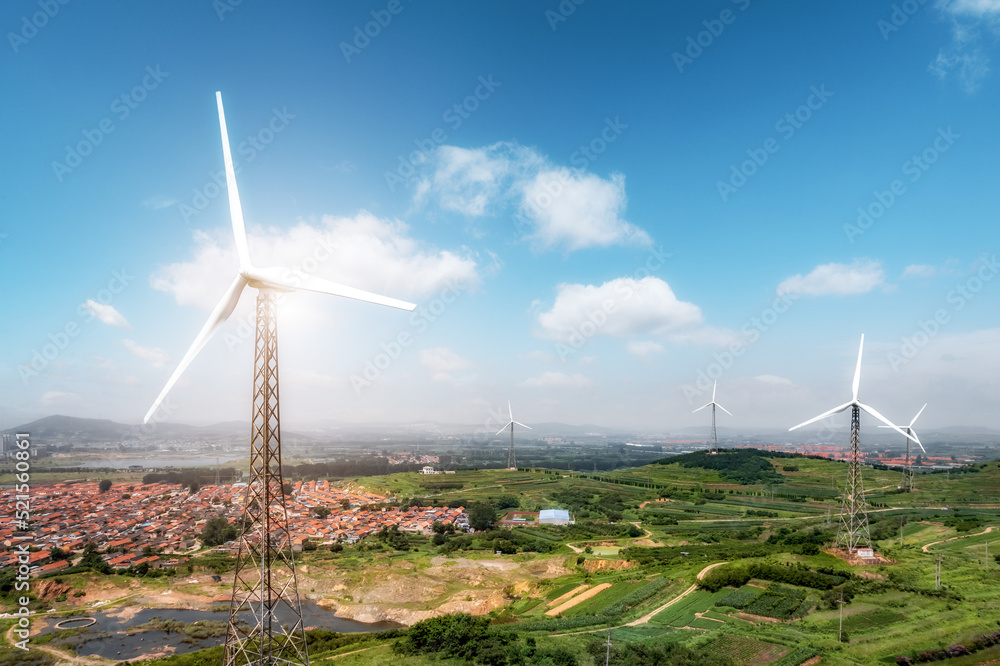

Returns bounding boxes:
[2,0,999,432]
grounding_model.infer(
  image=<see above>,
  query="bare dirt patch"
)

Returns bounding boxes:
[547,584,591,608]
[546,583,612,616]
[583,559,634,573]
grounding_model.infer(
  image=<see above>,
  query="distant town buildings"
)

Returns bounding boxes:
[0,478,466,576]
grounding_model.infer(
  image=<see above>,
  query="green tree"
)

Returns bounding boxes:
[99,479,113,494]
[467,502,497,531]
[201,516,238,547]
[314,506,331,519]
[49,547,70,561]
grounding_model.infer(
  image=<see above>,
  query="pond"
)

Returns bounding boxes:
[37,602,401,661]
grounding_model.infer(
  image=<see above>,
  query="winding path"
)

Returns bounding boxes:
[626,561,727,626]
[923,525,996,553]
[551,561,728,636]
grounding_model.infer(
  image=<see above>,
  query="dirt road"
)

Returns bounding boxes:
[626,561,728,626]
[923,525,996,553]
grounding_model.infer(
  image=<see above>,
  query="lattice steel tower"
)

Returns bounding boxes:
[693,380,731,455]
[836,406,871,552]
[141,92,416,666]
[789,335,918,556]
[224,290,309,666]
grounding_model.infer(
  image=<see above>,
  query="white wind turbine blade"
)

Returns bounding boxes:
[246,267,416,311]
[216,92,252,270]
[712,380,717,402]
[143,275,247,423]
[909,403,927,428]
[716,403,733,417]
[693,402,713,413]
[858,402,918,443]
[495,422,513,437]
[789,400,853,431]
[512,421,532,429]
[852,334,864,402]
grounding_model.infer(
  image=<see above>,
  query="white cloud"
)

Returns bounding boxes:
[518,169,650,251]
[142,195,178,210]
[518,350,555,363]
[40,391,82,407]
[626,340,664,360]
[940,0,1000,17]
[535,276,703,343]
[415,142,650,251]
[81,300,131,328]
[151,212,480,311]
[902,264,938,278]
[777,259,885,297]
[416,144,520,216]
[931,0,1000,92]
[523,371,595,388]
[122,339,170,367]
[929,48,990,93]
[420,347,471,381]
[754,374,795,388]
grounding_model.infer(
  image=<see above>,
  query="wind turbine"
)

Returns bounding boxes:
[143,92,415,666]
[879,404,927,492]
[495,401,531,469]
[693,380,731,454]
[789,334,917,555]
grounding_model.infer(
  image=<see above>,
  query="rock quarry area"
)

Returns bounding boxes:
[307,555,572,626]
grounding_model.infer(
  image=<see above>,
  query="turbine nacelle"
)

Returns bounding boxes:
[692,381,732,416]
[495,401,531,436]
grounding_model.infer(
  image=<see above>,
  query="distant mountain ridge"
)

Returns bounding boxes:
[4,414,998,443]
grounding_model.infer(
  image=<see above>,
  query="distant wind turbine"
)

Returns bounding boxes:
[789,334,916,555]
[495,401,531,469]
[879,404,927,492]
[693,381,731,454]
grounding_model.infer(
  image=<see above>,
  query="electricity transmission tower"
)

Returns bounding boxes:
[790,336,916,555]
[837,407,871,553]
[225,292,309,665]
